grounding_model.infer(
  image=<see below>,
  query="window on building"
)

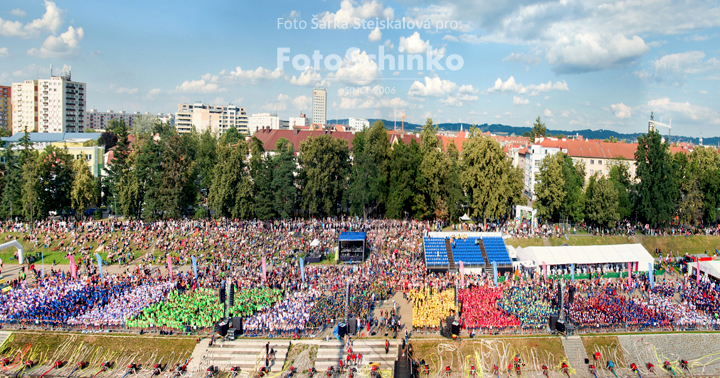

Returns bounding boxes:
[590,159,595,165]
[598,160,603,165]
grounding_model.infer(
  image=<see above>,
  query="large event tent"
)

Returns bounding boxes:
[515,244,654,272]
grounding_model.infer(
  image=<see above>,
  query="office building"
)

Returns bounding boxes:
[289,113,309,128]
[312,87,327,126]
[248,112,291,135]
[175,103,247,134]
[0,86,9,132]
[11,67,86,134]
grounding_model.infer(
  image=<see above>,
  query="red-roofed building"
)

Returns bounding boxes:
[251,128,356,153]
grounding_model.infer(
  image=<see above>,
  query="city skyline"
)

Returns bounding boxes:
[0,0,719,137]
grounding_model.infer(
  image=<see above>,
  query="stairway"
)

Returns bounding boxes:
[445,239,456,270]
[477,239,492,274]
[313,339,395,373]
[193,339,290,375]
[561,336,589,377]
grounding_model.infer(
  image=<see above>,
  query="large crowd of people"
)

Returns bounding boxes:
[0,217,719,337]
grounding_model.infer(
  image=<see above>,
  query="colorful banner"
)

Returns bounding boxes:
[68,254,77,280]
[167,255,173,280]
[628,262,632,285]
[191,256,198,281]
[492,261,498,287]
[571,263,575,283]
[542,261,547,280]
[459,261,465,288]
[96,253,103,280]
[648,262,654,289]
[299,257,305,287]
[262,256,267,282]
[696,259,701,284]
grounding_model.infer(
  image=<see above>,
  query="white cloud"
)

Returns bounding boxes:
[404,4,473,33]
[560,111,570,118]
[292,95,311,111]
[646,50,719,85]
[459,34,482,44]
[115,87,138,95]
[458,84,478,94]
[144,88,161,99]
[1,1,63,37]
[287,10,301,21]
[368,27,381,42]
[262,94,290,111]
[442,35,459,42]
[10,9,27,17]
[503,52,542,65]
[327,49,381,85]
[399,32,429,54]
[513,96,530,106]
[487,76,569,95]
[685,34,710,41]
[27,25,84,58]
[699,90,709,94]
[12,64,50,77]
[0,47,8,57]
[440,96,463,107]
[384,39,394,51]
[315,0,394,29]
[544,108,554,118]
[226,66,284,84]
[289,67,324,87]
[646,97,720,125]
[338,86,408,109]
[408,76,457,97]
[544,33,649,73]
[610,102,632,119]
[175,74,227,94]
[647,40,667,48]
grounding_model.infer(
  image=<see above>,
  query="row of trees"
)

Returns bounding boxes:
[535,129,720,228]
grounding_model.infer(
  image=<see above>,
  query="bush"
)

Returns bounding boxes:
[93,210,102,220]
[194,207,207,220]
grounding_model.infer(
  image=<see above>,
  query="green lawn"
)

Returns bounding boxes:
[505,237,546,249]
[639,235,720,257]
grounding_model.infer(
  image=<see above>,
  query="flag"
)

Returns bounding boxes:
[69,255,77,280]
[41,252,45,279]
[542,261,547,280]
[167,255,173,280]
[628,262,632,285]
[649,262,654,289]
[459,261,465,288]
[96,253,103,280]
[191,256,198,280]
[571,263,575,283]
[696,259,701,284]
[262,256,267,282]
[492,261,498,287]
[300,257,305,287]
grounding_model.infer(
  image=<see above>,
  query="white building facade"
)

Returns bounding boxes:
[289,114,309,128]
[12,70,86,135]
[175,103,247,135]
[248,113,284,135]
[312,87,327,126]
[524,140,566,199]
[348,117,369,130]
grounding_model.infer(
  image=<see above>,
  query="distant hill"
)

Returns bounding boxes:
[327,119,720,146]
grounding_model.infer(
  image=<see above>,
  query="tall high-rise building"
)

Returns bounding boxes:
[175,103,247,134]
[0,86,10,132]
[11,67,86,134]
[312,87,327,126]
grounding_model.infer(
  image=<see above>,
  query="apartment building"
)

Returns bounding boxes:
[289,113,309,128]
[348,117,369,130]
[85,109,174,131]
[175,103,247,134]
[248,112,289,135]
[11,69,86,134]
[312,87,327,126]
[0,86,10,132]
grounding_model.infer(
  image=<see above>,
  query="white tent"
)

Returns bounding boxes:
[310,239,321,247]
[515,244,654,272]
[689,260,720,280]
[459,214,472,222]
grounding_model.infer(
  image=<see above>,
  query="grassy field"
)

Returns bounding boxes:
[0,331,196,370]
[411,336,566,376]
[639,235,720,256]
[505,238,546,249]
[581,336,627,367]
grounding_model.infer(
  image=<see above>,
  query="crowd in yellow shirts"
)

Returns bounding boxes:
[407,287,458,330]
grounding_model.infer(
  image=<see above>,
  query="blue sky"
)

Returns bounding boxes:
[1,0,719,137]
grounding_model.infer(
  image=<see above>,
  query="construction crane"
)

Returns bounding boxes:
[648,111,672,144]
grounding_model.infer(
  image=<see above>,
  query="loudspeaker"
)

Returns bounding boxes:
[232,317,243,335]
[584,359,589,364]
[348,318,357,335]
[548,315,559,331]
[227,328,236,341]
[558,283,564,309]
[229,285,235,307]
[219,287,226,303]
[338,322,348,338]
[569,286,576,304]
[451,321,460,335]
[556,321,565,333]
[217,320,229,336]
[446,316,455,330]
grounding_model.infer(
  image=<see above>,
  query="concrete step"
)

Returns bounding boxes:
[0,331,11,349]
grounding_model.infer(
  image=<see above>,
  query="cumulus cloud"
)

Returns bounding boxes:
[115,87,138,95]
[646,97,720,125]
[327,49,381,85]
[646,50,717,85]
[0,47,8,57]
[404,4,474,33]
[226,66,284,84]
[384,39,394,51]
[289,67,324,86]
[1,1,63,37]
[487,76,569,95]
[610,103,632,119]
[144,88,161,99]
[368,27,382,42]
[175,73,226,94]
[10,9,27,17]
[398,32,445,57]
[337,85,408,109]
[544,108,554,118]
[408,75,457,97]
[513,96,530,106]
[458,84,478,94]
[503,52,542,66]
[544,33,649,73]
[27,25,84,58]
[292,95,311,111]
[262,94,290,111]
[315,0,394,29]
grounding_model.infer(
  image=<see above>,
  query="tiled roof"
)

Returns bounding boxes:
[252,128,356,152]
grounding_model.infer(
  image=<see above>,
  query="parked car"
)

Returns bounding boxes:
[84,208,97,216]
